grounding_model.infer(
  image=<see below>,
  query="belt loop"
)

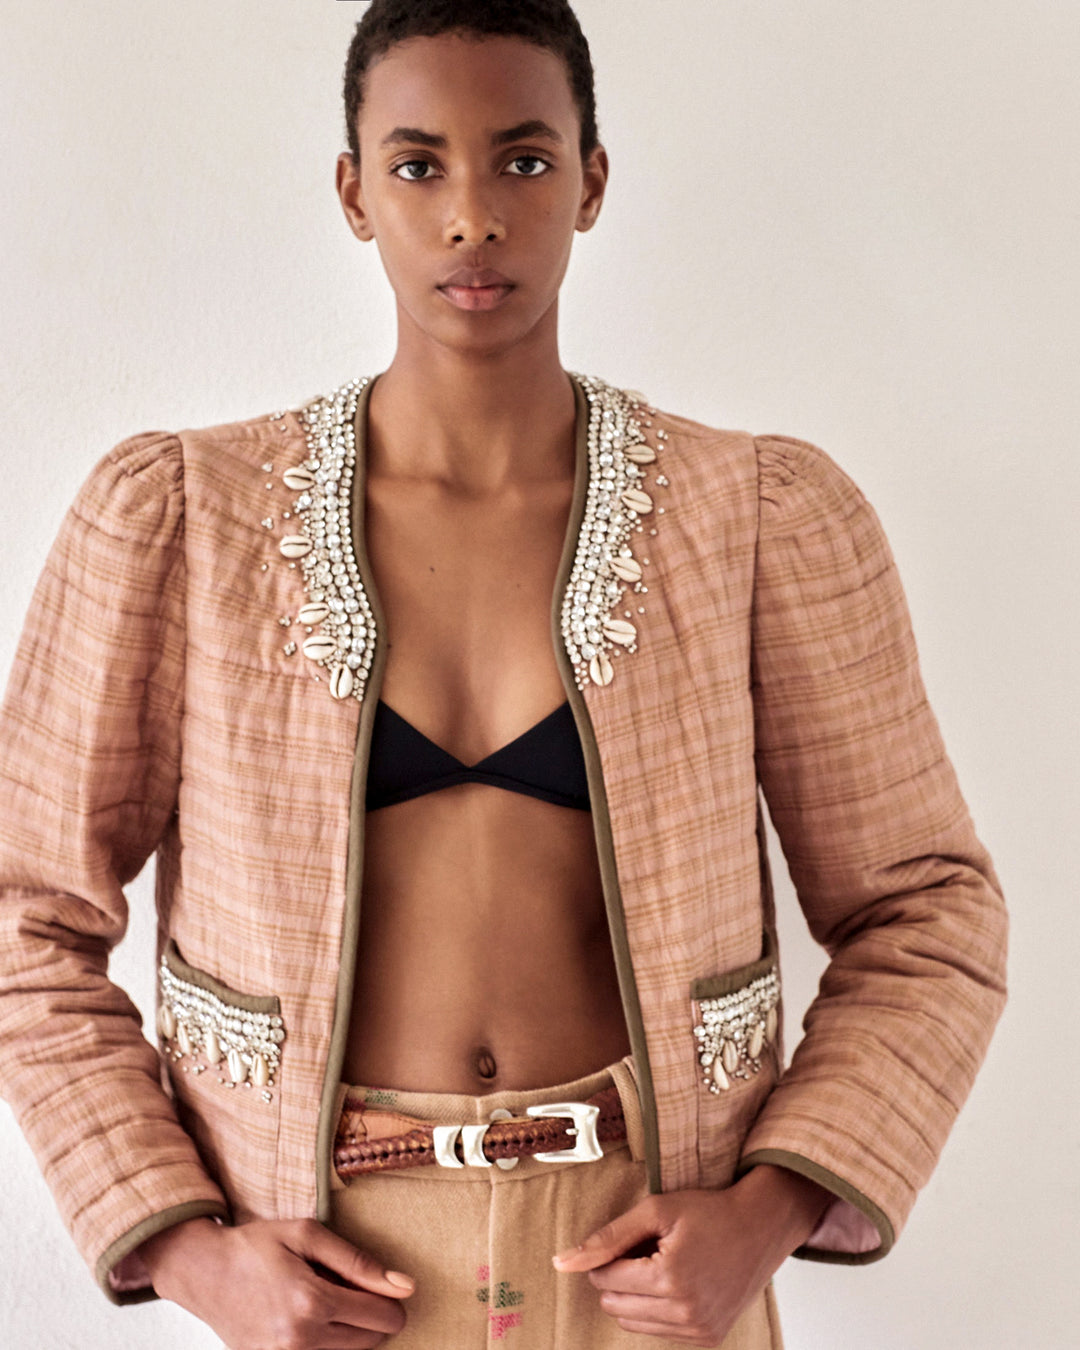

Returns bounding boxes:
[608,1057,646,1163]
[330,1083,351,1191]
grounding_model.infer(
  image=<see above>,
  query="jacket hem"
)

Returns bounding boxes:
[736,1147,895,1264]
[95,1198,231,1305]
[557,375,662,1194]
[315,376,386,1222]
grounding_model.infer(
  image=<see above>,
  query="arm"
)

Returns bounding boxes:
[738,433,1008,1260]
[555,434,1006,1342]
[0,435,227,1301]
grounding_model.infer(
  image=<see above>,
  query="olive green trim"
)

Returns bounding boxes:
[690,928,778,1001]
[314,372,662,1205]
[162,939,280,1015]
[556,375,662,1194]
[95,1199,230,1305]
[315,374,387,1223]
[736,1148,895,1265]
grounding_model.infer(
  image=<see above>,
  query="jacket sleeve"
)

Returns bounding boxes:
[737,433,1008,1263]
[0,435,229,1303]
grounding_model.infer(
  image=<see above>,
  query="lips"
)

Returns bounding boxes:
[437,267,516,313]
[439,267,513,289]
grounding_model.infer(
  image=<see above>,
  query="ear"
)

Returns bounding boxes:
[336,152,375,242]
[575,144,610,234]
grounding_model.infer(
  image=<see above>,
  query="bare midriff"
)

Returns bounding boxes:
[345,787,629,1093]
[341,381,630,1095]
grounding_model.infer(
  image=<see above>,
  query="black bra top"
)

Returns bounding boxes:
[365,699,591,812]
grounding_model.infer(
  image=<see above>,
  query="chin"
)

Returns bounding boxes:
[431,314,546,361]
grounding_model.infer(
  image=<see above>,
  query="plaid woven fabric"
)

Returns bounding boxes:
[0,384,1006,1300]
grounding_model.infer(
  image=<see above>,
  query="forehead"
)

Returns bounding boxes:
[358,33,578,143]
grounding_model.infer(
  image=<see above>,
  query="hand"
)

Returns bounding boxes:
[139,1216,415,1349]
[552,1165,830,1346]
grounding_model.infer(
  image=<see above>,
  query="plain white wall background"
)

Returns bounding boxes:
[1,1,1076,1346]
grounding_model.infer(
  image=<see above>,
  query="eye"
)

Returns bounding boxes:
[504,155,550,177]
[392,160,437,181]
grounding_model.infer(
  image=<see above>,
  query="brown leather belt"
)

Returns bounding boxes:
[334,1084,626,1180]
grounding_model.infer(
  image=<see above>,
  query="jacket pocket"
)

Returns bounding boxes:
[691,930,781,1187]
[157,940,286,1217]
[691,929,780,1094]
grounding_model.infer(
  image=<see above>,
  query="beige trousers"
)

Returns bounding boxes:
[328,1059,783,1349]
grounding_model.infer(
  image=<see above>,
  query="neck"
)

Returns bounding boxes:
[366,316,577,493]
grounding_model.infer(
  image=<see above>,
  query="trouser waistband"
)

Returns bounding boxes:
[332,1056,645,1185]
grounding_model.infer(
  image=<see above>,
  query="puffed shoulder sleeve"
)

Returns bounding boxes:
[0,435,228,1303]
[738,434,1008,1262]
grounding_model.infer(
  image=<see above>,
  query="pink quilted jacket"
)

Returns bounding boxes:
[0,373,1007,1301]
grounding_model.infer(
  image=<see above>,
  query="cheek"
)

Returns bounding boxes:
[539,203,581,274]
[368,207,427,282]
[524,196,579,258]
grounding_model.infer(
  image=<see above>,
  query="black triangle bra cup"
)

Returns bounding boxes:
[365,699,591,812]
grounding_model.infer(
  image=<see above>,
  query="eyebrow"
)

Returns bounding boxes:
[379,119,565,150]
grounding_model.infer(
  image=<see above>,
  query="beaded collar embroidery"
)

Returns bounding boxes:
[276,377,375,702]
[274,374,665,702]
[559,374,660,689]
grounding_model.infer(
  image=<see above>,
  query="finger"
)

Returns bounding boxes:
[279,1266,407,1340]
[553,1197,667,1272]
[290,1219,416,1298]
[597,1289,692,1325]
[323,1288,409,1338]
[611,1318,703,1345]
[586,1253,668,1295]
[315,1322,396,1350]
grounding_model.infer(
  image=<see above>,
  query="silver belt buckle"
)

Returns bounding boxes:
[526,1101,603,1163]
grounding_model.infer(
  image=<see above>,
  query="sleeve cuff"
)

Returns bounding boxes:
[736,1148,895,1265]
[95,1199,231,1305]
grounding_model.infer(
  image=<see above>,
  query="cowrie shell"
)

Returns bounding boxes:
[621,488,654,515]
[748,1022,766,1061]
[624,444,657,465]
[176,1022,193,1057]
[712,1063,731,1091]
[203,1029,223,1065]
[298,602,330,626]
[282,466,316,491]
[603,619,637,647]
[610,557,643,584]
[589,652,614,686]
[158,1004,176,1041]
[302,635,337,662]
[329,666,354,700]
[721,1040,740,1076]
[227,1049,248,1084]
[251,1055,270,1088]
[279,535,312,559]
[765,1006,778,1045]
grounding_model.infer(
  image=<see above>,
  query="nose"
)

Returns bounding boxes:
[443,175,506,247]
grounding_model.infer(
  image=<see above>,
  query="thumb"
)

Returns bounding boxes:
[553,1198,664,1273]
[292,1220,416,1298]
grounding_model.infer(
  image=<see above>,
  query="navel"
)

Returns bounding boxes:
[475,1047,498,1082]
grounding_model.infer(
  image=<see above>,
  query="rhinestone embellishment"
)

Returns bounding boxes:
[560,376,661,689]
[158,960,286,1095]
[692,969,780,1093]
[278,376,376,702]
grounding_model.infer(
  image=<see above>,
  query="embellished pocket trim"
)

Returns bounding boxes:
[157,940,286,1102]
[691,931,780,1095]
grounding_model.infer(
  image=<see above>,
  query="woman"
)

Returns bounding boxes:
[0,2,1007,1347]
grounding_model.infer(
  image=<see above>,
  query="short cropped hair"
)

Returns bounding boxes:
[343,0,599,163]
